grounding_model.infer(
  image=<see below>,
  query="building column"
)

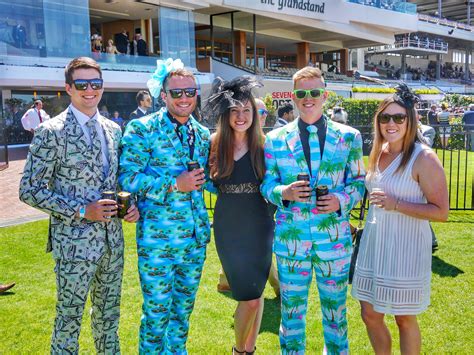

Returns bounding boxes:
[356,48,365,71]
[340,49,349,74]
[234,30,246,67]
[296,42,310,69]
[436,54,441,80]
[465,49,472,80]
[401,53,406,75]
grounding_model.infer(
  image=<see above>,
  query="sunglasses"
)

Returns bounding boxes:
[378,113,407,124]
[293,88,325,99]
[72,78,103,90]
[167,88,197,99]
[258,108,269,116]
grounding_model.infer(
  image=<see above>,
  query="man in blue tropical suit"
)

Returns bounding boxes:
[119,59,211,354]
[261,66,365,354]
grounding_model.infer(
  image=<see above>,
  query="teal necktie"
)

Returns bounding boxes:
[307,125,320,178]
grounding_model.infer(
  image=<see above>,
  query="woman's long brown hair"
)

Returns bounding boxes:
[368,97,418,175]
[210,96,265,181]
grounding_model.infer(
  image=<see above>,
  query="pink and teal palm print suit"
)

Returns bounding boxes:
[261,118,365,354]
[119,109,211,354]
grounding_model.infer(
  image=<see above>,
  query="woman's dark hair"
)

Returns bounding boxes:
[207,76,265,180]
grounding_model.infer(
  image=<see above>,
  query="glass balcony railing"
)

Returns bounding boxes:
[0,0,196,72]
[347,0,417,15]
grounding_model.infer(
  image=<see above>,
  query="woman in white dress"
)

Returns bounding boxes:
[351,84,449,354]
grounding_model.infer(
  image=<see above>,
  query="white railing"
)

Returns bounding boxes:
[418,14,473,32]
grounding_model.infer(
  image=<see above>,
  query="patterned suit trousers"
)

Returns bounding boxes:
[277,249,351,355]
[51,247,124,354]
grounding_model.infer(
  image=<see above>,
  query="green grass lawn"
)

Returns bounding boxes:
[0,211,473,354]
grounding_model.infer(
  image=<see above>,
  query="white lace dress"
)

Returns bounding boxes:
[351,143,432,315]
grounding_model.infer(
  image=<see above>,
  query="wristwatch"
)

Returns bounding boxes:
[79,205,86,219]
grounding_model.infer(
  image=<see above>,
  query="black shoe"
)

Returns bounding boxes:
[432,243,439,254]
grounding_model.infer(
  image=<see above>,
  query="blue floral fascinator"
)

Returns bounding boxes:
[147,58,185,98]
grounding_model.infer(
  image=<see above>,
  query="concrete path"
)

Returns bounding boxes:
[0,146,48,227]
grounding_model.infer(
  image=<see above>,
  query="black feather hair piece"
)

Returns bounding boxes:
[203,76,262,121]
[394,83,419,109]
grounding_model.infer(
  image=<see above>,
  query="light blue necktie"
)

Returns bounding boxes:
[307,125,320,178]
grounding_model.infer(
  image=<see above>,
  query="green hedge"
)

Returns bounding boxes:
[325,96,466,150]
[324,95,382,126]
[351,87,441,95]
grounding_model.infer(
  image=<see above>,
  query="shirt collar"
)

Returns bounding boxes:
[167,111,191,128]
[298,114,327,131]
[69,104,99,125]
[138,107,147,115]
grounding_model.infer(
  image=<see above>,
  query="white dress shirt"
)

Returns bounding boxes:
[21,108,50,131]
[70,104,110,175]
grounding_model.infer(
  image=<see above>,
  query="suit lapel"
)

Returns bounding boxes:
[161,110,189,167]
[190,116,205,167]
[98,116,116,189]
[64,108,90,157]
[317,120,342,183]
[285,119,310,175]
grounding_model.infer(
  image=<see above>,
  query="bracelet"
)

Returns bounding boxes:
[394,198,401,211]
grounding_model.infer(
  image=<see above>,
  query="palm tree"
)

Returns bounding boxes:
[342,133,354,148]
[320,297,338,322]
[312,252,326,276]
[347,147,363,177]
[325,340,340,355]
[336,277,347,290]
[300,205,311,219]
[284,339,302,354]
[326,214,340,241]
[317,216,333,241]
[287,295,306,319]
[281,225,302,260]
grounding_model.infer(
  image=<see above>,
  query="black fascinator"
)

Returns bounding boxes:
[203,76,262,123]
[394,83,419,109]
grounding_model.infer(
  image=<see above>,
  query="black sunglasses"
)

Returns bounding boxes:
[293,88,325,99]
[378,113,406,124]
[72,78,103,91]
[167,88,197,99]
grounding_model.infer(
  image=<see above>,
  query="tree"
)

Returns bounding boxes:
[287,295,306,319]
[320,297,338,322]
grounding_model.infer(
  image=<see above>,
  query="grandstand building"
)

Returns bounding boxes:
[1,0,473,145]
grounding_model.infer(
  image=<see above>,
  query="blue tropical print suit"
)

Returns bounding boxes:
[119,109,211,354]
[261,117,365,354]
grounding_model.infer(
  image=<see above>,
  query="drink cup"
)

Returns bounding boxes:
[187,161,200,172]
[117,191,131,219]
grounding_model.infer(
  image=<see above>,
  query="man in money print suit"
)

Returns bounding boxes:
[19,57,139,354]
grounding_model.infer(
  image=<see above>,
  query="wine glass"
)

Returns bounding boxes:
[369,172,384,224]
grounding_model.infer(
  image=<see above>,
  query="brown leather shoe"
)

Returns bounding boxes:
[0,283,15,293]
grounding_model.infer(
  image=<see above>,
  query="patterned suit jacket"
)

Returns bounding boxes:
[19,108,123,262]
[118,108,211,251]
[261,118,366,261]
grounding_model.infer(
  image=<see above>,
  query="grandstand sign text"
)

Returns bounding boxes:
[223,0,347,23]
[264,0,326,13]
[271,91,293,109]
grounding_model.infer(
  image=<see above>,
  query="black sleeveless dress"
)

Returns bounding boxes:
[213,151,274,301]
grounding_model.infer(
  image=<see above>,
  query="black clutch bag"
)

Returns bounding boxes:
[349,189,368,284]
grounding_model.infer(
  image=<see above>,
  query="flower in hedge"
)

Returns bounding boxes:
[147,58,184,98]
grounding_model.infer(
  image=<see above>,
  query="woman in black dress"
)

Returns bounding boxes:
[207,77,274,355]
